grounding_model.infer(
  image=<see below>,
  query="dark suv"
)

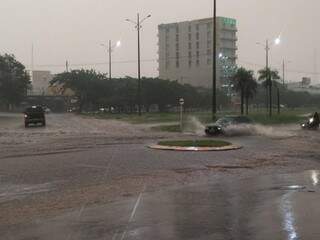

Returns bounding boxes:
[24,106,46,127]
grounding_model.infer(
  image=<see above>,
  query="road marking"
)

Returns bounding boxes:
[65,150,117,240]
[120,185,146,240]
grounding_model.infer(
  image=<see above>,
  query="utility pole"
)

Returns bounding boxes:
[282,59,285,87]
[212,0,217,119]
[101,40,120,80]
[277,87,280,115]
[109,40,112,80]
[66,60,69,72]
[31,44,34,82]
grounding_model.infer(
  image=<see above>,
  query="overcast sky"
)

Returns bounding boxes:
[1,0,319,83]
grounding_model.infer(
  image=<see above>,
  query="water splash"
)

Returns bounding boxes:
[182,116,295,139]
[183,116,206,135]
[224,124,295,138]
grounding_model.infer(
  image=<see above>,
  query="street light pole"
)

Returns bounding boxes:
[212,0,217,120]
[137,13,142,116]
[258,37,280,117]
[101,40,121,80]
[265,39,272,117]
[126,14,151,116]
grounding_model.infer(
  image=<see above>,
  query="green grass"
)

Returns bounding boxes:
[83,108,314,126]
[151,124,181,132]
[82,112,179,124]
[158,140,231,148]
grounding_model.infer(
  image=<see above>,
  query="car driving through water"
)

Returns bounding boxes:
[205,116,253,136]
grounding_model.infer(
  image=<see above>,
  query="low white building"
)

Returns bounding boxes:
[28,70,53,95]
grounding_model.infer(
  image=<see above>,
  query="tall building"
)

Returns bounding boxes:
[158,17,237,88]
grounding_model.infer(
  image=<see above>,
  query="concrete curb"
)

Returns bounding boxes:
[148,144,242,152]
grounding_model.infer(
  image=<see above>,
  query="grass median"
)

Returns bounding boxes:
[158,140,232,148]
[82,108,312,128]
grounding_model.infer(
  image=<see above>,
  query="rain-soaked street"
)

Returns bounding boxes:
[1,113,320,239]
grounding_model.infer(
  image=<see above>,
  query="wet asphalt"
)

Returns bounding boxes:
[0,113,320,239]
[3,170,320,240]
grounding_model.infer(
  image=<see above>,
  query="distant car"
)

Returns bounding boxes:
[205,116,253,136]
[24,106,46,128]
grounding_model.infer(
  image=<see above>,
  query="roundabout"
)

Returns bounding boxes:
[148,140,242,152]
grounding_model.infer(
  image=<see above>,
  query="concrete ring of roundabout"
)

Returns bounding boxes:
[148,140,242,152]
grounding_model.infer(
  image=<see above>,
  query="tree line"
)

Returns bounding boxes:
[0,54,30,110]
[50,69,229,113]
[0,53,319,113]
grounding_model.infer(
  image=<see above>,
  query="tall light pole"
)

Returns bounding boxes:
[212,0,217,119]
[101,40,121,80]
[126,14,151,116]
[257,37,280,117]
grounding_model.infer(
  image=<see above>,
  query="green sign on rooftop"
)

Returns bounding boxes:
[222,18,236,27]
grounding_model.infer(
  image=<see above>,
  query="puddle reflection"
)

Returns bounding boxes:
[281,192,298,240]
[310,170,319,186]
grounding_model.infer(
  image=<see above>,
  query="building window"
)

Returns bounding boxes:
[166,28,170,33]
[176,60,180,68]
[188,25,192,32]
[176,34,179,42]
[176,52,179,59]
[196,51,200,57]
[207,22,212,29]
[196,42,200,49]
[207,40,212,47]
[207,31,212,39]
[196,24,199,31]
[196,32,199,40]
[176,26,179,33]
[196,59,200,66]
[188,51,192,58]
[207,49,211,56]
[176,43,179,50]
[207,58,211,65]
[188,60,192,68]
[188,33,192,41]
[188,42,192,50]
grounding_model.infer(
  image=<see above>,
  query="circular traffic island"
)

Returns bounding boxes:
[149,140,242,152]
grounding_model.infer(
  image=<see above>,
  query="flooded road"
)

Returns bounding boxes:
[2,170,320,240]
[1,112,320,239]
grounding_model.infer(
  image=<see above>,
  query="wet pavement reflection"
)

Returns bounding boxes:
[3,170,320,240]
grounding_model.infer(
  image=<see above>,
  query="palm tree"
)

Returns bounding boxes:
[258,67,281,87]
[232,67,257,115]
[258,68,281,110]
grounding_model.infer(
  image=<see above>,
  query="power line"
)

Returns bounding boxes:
[26,55,320,76]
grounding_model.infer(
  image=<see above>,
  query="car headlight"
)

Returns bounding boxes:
[24,114,28,118]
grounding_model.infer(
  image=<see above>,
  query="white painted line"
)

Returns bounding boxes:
[129,192,143,223]
[120,185,146,240]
